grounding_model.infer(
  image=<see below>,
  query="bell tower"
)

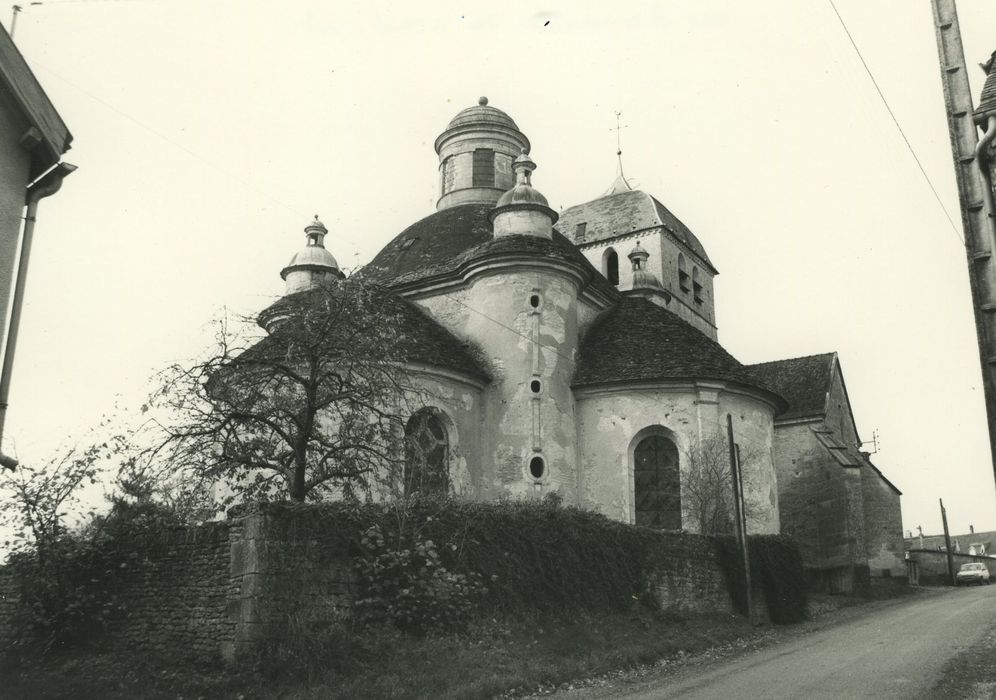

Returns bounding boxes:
[434,96,531,211]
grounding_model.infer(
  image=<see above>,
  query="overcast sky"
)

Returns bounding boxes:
[5,0,996,537]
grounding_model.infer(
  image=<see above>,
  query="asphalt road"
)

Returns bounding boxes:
[548,585,996,699]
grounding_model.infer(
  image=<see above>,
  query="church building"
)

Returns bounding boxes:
[268,97,904,587]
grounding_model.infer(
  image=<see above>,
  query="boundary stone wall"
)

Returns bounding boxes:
[1,503,755,661]
[907,549,996,585]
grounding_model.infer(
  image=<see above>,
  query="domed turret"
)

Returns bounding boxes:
[281,216,343,294]
[627,241,663,290]
[489,151,558,239]
[435,96,531,211]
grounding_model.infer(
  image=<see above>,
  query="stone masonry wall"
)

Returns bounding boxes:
[908,549,996,585]
[860,466,904,578]
[103,522,234,660]
[646,535,733,614]
[0,521,234,660]
[1,504,765,662]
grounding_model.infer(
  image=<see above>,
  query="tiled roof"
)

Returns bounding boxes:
[253,283,490,382]
[358,203,618,298]
[572,296,785,408]
[974,52,996,125]
[746,353,836,420]
[557,189,716,272]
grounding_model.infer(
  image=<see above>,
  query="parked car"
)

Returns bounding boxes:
[956,562,991,585]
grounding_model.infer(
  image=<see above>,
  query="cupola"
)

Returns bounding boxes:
[627,241,663,290]
[435,96,531,211]
[489,150,558,239]
[280,216,343,294]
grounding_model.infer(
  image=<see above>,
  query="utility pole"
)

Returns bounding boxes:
[932,0,996,486]
[940,498,956,585]
[727,414,753,623]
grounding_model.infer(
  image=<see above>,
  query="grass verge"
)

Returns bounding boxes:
[0,608,758,700]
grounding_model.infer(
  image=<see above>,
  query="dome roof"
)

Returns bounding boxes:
[573,296,786,411]
[255,282,490,382]
[358,203,614,296]
[494,151,552,211]
[281,246,339,279]
[447,96,519,131]
[495,184,550,209]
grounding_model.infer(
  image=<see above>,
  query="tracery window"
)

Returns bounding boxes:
[404,409,449,496]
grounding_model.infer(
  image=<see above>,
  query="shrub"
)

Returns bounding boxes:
[354,521,485,635]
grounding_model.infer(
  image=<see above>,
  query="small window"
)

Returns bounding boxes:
[529,456,545,479]
[529,294,541,309]
[530,379,542,394]
[692,267,703,304]
[604,248,619,286]
[678,254,690,293]
[472,149,495,187]
[575,222,587,241]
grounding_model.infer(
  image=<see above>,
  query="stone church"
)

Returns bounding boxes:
[271,97,904,590]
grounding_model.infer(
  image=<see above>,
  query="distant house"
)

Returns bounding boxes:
[906,529,996,558]
[749,352,904,593]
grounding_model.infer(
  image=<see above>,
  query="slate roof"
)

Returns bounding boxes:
[572,295,785,407]
[747,353,836,420]
[358,203,618,298]
[253,282,490,382]
[557,189,716,272]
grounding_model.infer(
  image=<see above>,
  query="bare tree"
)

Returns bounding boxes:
[681,435,765,536]
[147,279,435,504]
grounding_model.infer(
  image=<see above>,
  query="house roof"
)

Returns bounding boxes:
[747,353,836,421]
[254,282,490,383]
[0,25,72,177]
[905,532,996,556]
[572,295,785,407]
[557,189,716,273]
[974,52,996,125]
[358,203,618,298]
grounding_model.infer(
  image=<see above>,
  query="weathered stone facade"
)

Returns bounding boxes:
[751,353,904,592]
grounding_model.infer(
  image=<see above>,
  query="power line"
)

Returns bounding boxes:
[828,0,965,245]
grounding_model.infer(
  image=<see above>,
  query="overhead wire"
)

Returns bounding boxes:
[828,0,965,245]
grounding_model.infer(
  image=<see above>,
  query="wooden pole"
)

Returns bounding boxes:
[932,0,996,485]
[941,498,956,585]
[727,414,753,623]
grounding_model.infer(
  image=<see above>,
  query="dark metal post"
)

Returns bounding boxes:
[941,498,956,586]
[728,414,753,623]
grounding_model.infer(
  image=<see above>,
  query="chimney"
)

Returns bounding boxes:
[971,524,975,534]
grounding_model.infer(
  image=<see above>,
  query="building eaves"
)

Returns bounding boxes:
[0,25,72,177]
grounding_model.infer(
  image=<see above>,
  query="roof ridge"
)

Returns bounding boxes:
[747,351,837,368]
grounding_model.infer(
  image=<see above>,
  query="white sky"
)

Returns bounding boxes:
[4,0,996,537]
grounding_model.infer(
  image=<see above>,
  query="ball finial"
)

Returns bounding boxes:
[478,96,488,106]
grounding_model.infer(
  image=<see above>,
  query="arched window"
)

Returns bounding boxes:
[692,267,703,304]
[603,248,619,286]
[404,409,449,496]
[633,433,681,529]
[678,254,690,293]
